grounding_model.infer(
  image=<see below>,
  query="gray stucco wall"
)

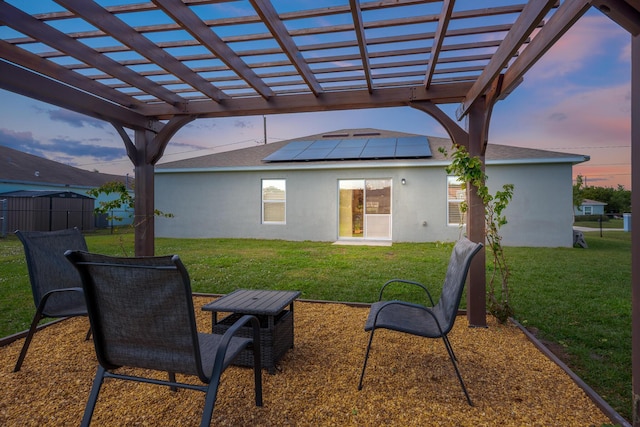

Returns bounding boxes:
[485,163,574,247]
[154,162,574,247]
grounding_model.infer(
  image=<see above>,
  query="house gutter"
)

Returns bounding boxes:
[155,155,590,174]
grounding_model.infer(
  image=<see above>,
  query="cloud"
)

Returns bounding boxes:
[0,128,40,153]
[0,127,128,169]
[548,112,567,122]
[48,137,124,161]
[234,119,253,129]
[525,14,628,82]
[37,108,108,129]
[26,105,107,129]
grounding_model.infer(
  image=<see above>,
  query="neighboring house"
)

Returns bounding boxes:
[0,145,133,233]
[575,199,607,216]
[154,129,590,247]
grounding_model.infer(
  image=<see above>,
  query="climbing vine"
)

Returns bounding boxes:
[440,144,514,323]
[88,181,174,255]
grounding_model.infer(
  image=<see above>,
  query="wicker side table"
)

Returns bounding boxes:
[202,289,301,374]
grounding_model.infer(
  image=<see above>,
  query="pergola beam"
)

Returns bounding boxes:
[0,60,161,132]
[590,0,640,35]
[0,40,147,113]
[0,1,185,107]
[143,83,473,119]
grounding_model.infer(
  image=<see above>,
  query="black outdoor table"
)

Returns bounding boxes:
[202,289,301,374]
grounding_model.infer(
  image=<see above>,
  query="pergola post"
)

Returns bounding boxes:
[410,100,489,325]
[632,32,640,427]
[113,116,196,256]
[133,129,156,257]
[466,96,495,328]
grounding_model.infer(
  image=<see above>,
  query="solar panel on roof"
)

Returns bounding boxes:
[360,138,396,158]
[325,139,367,159]
[263,136,431,162]
[262,140,314,161]
[395,136,433,157]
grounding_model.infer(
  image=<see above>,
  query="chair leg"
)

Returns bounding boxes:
[85,326,92,341]
[440,336,473,406]
[443,335,457,361]
[80,365,106,427]
[200,373,222,427]
[252,344,263,407]
[13,311,44,372]
[358,329,376,390]
[168,372,177,392]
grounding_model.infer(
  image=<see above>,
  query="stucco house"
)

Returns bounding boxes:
[155,129,590,247]
[575,199,607,216]
[0,145,132,233]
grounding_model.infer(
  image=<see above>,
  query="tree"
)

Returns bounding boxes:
[88,181,173,255]
[573,176,631,215]
[573,175,585,213]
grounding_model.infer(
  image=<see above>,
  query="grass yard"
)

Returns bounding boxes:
[574,218,625,229]
[0,230,632,422]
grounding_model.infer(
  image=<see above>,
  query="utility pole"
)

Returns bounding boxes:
[263,115,267,144]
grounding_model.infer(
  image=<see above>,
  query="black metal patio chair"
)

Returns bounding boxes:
[14,228,90,372]
[357,237,483,406]
[65,250,263,427]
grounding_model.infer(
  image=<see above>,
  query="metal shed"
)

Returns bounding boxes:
[0,190,95,234]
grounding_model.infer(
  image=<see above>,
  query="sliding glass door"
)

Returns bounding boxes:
[338,179,391,240]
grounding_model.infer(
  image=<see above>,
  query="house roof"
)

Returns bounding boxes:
[0,145,128,188]
[0,190,93,199]
[581,199,607,206]
[156,128,590,171]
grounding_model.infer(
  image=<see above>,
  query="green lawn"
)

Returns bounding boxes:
[0,230,632,421]
[574,218,625,229]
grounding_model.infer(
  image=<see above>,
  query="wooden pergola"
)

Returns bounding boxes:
[1,0,639,422]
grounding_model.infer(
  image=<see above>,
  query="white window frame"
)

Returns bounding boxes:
[262,179,286,224]
[447,176,466,226]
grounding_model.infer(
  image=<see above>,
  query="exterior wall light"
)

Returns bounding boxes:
[401,178,406,185]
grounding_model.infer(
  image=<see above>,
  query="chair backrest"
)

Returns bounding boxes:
[65,251,208,382]
[434,237,483,333]
[16,228,88,315]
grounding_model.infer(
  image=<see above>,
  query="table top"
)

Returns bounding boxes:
[201,289,301,316]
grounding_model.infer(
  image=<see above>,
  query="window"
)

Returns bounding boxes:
[262,179,286,223]
[583,205,593,215]
[447,176,466,226]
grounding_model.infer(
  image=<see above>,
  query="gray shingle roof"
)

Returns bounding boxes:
[0,145,127,187]
[156,128,589,171]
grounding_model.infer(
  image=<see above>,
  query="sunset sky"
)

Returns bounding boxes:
[0,6,632,189]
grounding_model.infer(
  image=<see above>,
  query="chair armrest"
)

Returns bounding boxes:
[372,300,445,336]
[211,315,262,375]
[36,287,84,311]
[378,279,436,306]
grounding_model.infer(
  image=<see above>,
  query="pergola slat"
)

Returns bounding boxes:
[0,2,185,106]
[424,0,454,89]
[350,0,373,93]
[249,0,324,96]
[56,0,230,103]
[152,0,274,99]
